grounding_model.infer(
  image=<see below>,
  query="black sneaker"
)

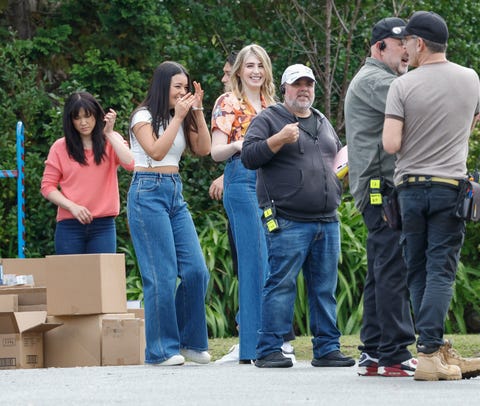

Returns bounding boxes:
[255,351,293,368]
[312,350,355,367]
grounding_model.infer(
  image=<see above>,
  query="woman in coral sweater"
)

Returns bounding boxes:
[41,91,134,254]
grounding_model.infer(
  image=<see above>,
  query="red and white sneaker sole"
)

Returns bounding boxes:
[357,365,379,376]
[378,365,415,377]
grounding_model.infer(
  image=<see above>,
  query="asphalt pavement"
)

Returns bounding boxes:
[1,361,479,405]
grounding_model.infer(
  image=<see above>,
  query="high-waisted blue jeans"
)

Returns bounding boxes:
[223,157,269,360]
[127,172,209,364]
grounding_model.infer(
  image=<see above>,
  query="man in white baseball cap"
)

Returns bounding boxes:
[242,64,354,369]
[280,64,316,85]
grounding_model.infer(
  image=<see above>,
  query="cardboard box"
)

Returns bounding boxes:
[1,258,47,287]
[0,286,46,307]
[102,318,145,366]
[18,304,48,312]
[44,313,134,367]
[0,311,61,369]
[46,254,127,315]
[128,308,144,319]
[0,295,18,312]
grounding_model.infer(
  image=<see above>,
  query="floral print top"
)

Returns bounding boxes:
[211,92,267,144]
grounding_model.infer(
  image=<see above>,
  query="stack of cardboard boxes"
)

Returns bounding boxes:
[0,254,145,369]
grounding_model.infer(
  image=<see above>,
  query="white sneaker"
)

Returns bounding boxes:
[151,354,185,366]
[214,344,240,364]
[281,341,295,354]
[281,342,296,364]
[283,352,297,363]
[180,349,211,364]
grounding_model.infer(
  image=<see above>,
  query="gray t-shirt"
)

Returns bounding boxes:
[345,57,399,212]
[385,61,480,185]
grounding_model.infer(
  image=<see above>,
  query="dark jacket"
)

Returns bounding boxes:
[241,103,342,222]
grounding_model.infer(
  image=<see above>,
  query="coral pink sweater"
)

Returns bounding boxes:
[41,138,134,221]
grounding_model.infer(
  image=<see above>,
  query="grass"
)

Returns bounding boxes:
[209,334,480,361]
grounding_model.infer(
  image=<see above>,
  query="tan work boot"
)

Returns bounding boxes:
[440,340,480,379]
[414,350,461,381]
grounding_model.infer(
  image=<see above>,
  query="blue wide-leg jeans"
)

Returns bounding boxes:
[223,157,269,360]
[127,172,209,364]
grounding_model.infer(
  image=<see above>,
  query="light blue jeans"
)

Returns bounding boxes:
[256,217,341,360]
[223,156,269,360]
[127,172,209,364]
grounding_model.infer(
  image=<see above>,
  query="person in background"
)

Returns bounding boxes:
[127,61,211,366]
[211,44,276,364]
[210,50,242,364]
[242,64,355,369]
[209,51,239,201]
[41,91,134,254]
[383,11,480,381]
[344,17,417,377]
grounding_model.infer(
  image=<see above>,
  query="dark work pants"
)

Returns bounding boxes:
[397,184,464,350]
[359,204,415,366]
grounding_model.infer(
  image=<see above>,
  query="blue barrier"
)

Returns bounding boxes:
[0,121,25,257]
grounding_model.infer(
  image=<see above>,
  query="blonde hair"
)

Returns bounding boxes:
[229,44,276,106]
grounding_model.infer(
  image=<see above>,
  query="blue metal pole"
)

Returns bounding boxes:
[16,121,25,258]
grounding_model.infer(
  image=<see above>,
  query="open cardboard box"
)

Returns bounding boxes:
[0,311,61,369]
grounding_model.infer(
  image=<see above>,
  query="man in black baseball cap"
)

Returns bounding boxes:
[404,11,448,44]
[346,15,415,378]
[370,17,406,46]
[383,10,480,381]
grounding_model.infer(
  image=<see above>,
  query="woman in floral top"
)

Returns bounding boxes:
[211,44,276,362]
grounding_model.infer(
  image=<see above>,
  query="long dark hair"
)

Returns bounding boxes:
[134,61,197,149]
[63,92,106,165]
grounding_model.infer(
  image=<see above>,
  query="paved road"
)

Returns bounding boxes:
[2,361,479,405]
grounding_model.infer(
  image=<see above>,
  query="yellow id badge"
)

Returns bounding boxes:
[370,193,383,205]
[369,178,383,205]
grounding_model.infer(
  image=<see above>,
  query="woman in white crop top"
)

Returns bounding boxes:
[127,61,211,366]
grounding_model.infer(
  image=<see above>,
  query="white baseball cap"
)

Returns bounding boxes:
[281,64,316,85]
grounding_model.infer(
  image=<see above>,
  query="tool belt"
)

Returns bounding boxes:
[455,178,480,222]
[369,177,401,230]
[396,175,460,188]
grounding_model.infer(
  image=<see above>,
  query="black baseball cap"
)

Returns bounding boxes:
[404,11,449,44]
[370,17,406,45]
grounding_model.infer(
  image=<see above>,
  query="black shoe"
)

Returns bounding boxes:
[312,350,355,367]
[239,359,253,365]
[255,351,293,368]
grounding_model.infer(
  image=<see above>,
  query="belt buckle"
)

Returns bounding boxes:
[424,175,432,187]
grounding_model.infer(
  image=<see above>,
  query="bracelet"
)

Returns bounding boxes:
[191,106,204,111]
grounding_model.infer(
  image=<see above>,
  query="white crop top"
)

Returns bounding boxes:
[130,108,186,167]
